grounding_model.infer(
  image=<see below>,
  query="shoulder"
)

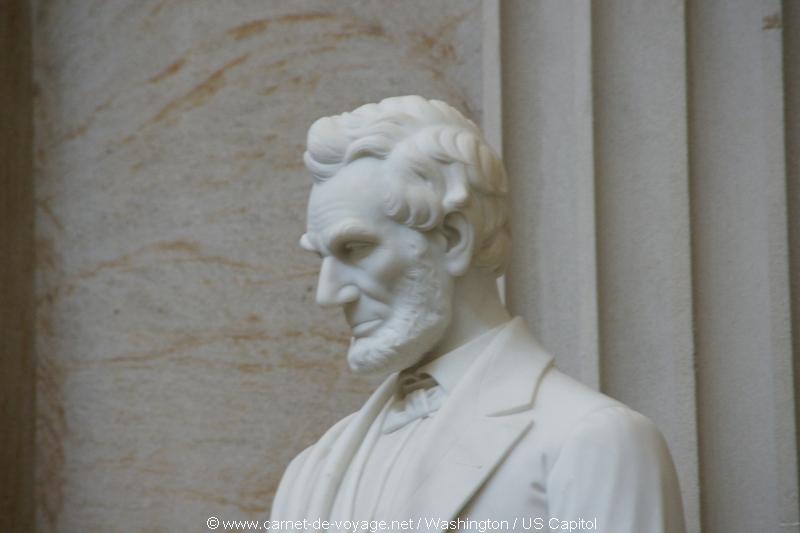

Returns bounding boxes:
[532,367,622,433]
[531,367,670,464]
[531,369,676,485]
[534,375,685,529]
[556,404,669,466]
[535,379,685,530]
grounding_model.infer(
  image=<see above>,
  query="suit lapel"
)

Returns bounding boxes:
[396,318,553,527]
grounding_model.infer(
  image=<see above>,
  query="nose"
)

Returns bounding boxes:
[316,257,359,307]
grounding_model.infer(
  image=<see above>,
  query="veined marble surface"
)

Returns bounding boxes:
[32,1,482,530]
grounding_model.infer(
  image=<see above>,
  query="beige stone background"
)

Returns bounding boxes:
[31,1,482,530]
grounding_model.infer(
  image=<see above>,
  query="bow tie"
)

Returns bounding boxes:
[382,371,445,434]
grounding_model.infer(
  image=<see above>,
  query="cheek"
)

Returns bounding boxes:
[355,229,437,298]
[368,249,411,283]
[355,248,415,297]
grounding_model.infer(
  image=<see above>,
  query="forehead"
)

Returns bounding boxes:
[306,158,391,234]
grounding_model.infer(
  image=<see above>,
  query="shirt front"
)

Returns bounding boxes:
[329,323,508,523]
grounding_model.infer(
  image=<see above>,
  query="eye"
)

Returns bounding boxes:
[340,240,376,260]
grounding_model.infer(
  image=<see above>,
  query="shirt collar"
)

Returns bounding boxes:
[416,320,511,394]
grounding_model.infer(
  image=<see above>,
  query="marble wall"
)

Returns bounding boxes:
[32,1,482,530]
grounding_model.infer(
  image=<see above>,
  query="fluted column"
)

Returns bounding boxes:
[499,1,800,532]
[687,0,798,530]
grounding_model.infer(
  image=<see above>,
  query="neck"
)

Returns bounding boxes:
[425,269,511,362]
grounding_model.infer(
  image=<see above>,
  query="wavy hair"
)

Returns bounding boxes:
[304,95,510,275]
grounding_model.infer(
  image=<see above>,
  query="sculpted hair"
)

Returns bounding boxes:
[304,95,510,275]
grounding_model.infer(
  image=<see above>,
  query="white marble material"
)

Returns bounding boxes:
[272,96,686,532]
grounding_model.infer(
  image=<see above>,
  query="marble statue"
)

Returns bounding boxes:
[271,96,686,532]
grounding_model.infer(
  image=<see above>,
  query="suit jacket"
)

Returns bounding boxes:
[271,317,686,533]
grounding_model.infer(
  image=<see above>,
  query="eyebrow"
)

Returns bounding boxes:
[300,222,377,256]
[326,222,378,252]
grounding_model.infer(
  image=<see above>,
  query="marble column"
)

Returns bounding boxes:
[499,1,799,532]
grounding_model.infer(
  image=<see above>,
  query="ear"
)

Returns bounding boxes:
[441,211,474,276]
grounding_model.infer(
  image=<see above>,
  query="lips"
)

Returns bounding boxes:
[351,318,383,338]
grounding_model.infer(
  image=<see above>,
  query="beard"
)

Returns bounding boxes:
[346,258,453,376]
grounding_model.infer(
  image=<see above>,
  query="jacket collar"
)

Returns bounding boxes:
[477,316,554,416]
[418,320,507,395]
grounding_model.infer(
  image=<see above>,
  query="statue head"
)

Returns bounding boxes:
[300,95,509,375]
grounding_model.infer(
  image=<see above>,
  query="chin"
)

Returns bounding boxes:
[346,251,453,376]
[346,311,450,376]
